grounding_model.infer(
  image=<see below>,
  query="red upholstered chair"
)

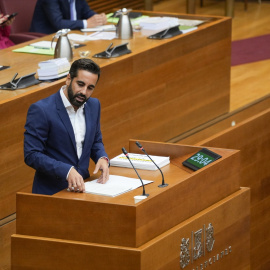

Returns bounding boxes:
[0,0,46,44]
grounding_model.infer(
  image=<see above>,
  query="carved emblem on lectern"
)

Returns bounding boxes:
[193,229,203,261]
[179,223,218,268]
[180,238,190,269]
[179,223,232,269]
[206,223,215,252]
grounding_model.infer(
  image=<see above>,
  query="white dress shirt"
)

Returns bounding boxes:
[60,87,109,180]
[69,0,88,28]
[60,87,86,159]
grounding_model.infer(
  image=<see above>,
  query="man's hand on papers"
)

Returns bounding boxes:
[87,13,107,28]
[67,167,85,192]
[93,158,110,184]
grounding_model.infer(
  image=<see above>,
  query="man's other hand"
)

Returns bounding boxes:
[86,13,107,28]
[93,157,109,184]
[67,167,85,192]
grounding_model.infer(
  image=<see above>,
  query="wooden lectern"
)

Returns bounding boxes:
[12,140,250,269]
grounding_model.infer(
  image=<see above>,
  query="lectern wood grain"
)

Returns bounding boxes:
[12,188,250,270]
[0,220,16,270]
[176,107,270,270]
[195,109,270,270]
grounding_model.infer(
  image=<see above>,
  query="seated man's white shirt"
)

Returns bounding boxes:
[69,0,87,28]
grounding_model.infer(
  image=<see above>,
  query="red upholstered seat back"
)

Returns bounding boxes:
[0,0,38,34]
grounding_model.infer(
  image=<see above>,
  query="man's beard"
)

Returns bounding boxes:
[67,84,88,108]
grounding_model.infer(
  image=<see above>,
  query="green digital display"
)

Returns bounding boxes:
[187,152,215,169]
[182,148,222,171]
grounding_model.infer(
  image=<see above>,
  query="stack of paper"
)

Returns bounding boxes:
[37,58,70,80]
[84,175,153,197]
[81,24,116,32]
[110,153,170,171]
[139,16,179,30]
[86,31,116,40]
[68,32,116,42]
[30,41,56,49]
[178,19,204,27]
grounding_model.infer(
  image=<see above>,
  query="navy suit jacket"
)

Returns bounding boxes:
[24,90,108,195]
[30,0,96,34]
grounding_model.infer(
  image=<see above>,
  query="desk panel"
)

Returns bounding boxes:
[12,188,250,270]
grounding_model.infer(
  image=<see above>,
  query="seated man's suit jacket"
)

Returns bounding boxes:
[24,90,107,195]
[30,0,96,34]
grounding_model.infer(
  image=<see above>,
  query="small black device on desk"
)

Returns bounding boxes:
[0,72,40,90]
[182,148,222,171]
[93,43,131,59]
[148,25,182,40]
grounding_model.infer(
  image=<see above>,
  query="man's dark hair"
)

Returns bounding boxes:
[69,58,101,81]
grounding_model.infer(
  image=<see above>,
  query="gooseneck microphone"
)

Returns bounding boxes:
[135,141,168,188]
[122,147,149,197]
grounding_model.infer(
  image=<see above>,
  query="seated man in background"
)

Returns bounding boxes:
[30,0,107,34]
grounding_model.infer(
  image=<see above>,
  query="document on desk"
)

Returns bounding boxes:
[84,175,153,197]
[178,19,204,27]
[30,41,56,49]
[139,16,179,30]
[86,31,116,40]
[81,24,116,32]
[68,32,116,41]
[13,46,54,55]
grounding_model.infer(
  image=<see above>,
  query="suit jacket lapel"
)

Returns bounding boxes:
[55,91,77,153]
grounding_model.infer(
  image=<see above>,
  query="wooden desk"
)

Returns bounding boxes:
[0,12,231,268]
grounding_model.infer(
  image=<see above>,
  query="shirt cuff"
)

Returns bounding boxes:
[99,156,110,167]
[66,166,74,180]
[83,20,87,29]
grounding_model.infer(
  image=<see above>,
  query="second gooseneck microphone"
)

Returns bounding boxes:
[122,147,149,197]
[135,141,168,188]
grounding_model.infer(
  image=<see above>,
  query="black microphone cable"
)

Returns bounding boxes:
[135,141,168,188]
[122,147,149,197]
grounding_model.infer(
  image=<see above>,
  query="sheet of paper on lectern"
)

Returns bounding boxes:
[84,175,153,197]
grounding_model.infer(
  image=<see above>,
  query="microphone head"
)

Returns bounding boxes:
[122,147,128,155]
[135,141,143,148]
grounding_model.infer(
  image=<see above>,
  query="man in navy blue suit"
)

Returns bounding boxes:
[24,58,110,195]
[30,0,107,34]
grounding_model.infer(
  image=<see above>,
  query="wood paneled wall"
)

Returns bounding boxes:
[86,0,145,13]
[86,0,161,13]
[175,102,270,270]
[0,219,15,270]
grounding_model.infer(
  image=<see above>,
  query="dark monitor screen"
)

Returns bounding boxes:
[182,148,222,171]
